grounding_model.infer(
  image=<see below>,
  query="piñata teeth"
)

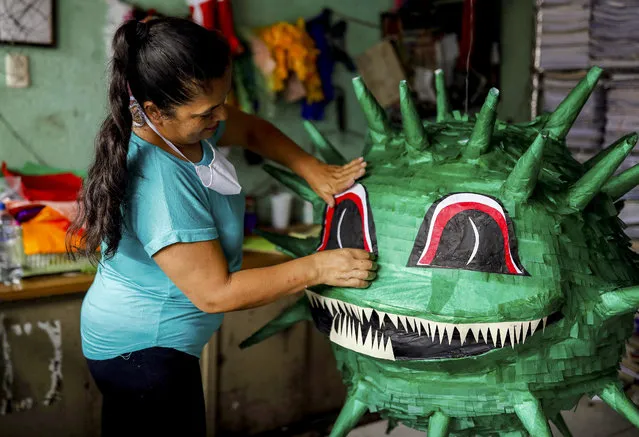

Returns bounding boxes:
[306,290,546,359]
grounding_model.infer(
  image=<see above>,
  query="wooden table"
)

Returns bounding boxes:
[0,248,348,437]
[0,250,292,303]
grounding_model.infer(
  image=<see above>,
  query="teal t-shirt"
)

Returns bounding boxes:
[81,122,245,360]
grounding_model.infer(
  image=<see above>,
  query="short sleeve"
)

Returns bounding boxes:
[128,152,218,257]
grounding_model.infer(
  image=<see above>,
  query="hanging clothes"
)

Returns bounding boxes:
[302,9,356,121]
[187,0,243,55]
[258,18,324,104]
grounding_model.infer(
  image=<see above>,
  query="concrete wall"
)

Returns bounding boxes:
[0,0,390,195]
[0,0,538,186]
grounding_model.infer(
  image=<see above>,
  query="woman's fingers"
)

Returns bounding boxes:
[338,163,366,180]
[346,249,374,260]
[337,159,366,177]
[340,278,371,289]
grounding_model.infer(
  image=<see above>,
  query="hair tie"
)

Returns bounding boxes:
[135,20,149,42]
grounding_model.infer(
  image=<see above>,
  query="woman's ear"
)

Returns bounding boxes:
[143,101,164,126]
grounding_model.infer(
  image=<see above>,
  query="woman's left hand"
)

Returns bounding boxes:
[301,157,367,207]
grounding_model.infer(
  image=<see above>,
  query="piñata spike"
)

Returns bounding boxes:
[598,382,639,428]
[263,164,319,204]
[464,88,500,159]
[328,386,369,437]
[502,131,549,202]
[550,413,573,437]
[594,285,639,319]
[583,133,634,171]
[352,77,391,143]
[303,121,347,166]
[428,411,452,437]
[239,296,312,348]
[255,229,319,259]
[513,395,554,437]
[399,80,428,151]
[561,132,637,211]
[435,69,452,122]
[601,135,639,199]
[604,163,639,201]
[385,419,399,435]
[543,67,603,140]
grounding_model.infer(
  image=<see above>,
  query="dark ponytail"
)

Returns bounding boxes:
[69,18,230,262]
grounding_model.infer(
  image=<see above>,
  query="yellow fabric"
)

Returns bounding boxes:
[21,206,72,255]
[258,19,324,103]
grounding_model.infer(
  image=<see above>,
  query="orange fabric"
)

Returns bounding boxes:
[21,206,75,255]
[258,19,324,103]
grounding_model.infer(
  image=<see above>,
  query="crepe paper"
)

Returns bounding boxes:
[513,396,554,437]
[352,77,391,143]
[262,165,317,204]
[583,134,634,172]
[399,80,429,152]
[501,132,548,203]
[464,88,500,159]
[242,66,639,435]
[550,413,573,437]
[407,193,526,276]
[435,69,451,123]
[303,120,347,166]
[561,133,638,212]
[329,387,369,437]
[595,286,639,319]
[428,411,452,437]
[254,230,318,259]
[543,66,602,140]
[316,184,378,255]
[603,158,639,201]
[239,295,311,349]
[598,382,639,427]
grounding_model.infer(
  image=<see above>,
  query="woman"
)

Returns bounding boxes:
[70,17,376,437]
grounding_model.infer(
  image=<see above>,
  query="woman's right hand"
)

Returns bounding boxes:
[311,249,378,289]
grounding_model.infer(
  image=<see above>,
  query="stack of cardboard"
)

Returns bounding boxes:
[539,0,591,71]
[591,0,639,68]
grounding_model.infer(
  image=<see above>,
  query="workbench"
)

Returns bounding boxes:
[0,249,347,437]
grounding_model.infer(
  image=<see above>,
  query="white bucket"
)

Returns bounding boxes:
[270,192,294,230]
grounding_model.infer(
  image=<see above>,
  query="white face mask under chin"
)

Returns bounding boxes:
[129,96,242,196]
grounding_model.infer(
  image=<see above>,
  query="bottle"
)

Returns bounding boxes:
[0,203,23,285]
[244,196,258,236]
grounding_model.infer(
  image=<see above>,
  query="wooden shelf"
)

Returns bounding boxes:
[0,250,292,303]
[0,273,95,302]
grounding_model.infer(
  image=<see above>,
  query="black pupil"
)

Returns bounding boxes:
[430,210,509,273]
[325,200,365,250]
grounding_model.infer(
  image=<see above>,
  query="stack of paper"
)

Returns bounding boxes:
[539,0,591,71]
[619,200,639,240]
[541,71,605,162]
[591,0,639,68]
[604,73,639,149]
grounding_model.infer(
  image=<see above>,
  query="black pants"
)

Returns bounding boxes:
[87,347,206,437]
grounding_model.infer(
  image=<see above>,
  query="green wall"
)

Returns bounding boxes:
[0,0,387,182]
[0,0,535,196]
[0,0,108,170]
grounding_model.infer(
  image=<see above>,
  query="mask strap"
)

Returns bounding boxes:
[127,82,194,166]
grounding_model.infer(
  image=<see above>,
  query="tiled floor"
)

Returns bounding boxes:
[350,397,639,436]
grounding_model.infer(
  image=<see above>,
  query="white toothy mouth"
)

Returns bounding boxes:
[306,290,560,361]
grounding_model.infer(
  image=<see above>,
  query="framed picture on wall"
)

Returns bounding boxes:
[0,0,56,47]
